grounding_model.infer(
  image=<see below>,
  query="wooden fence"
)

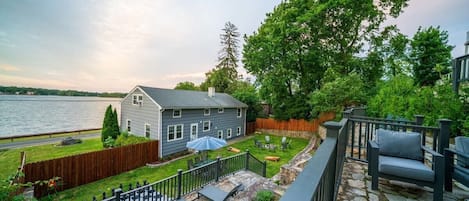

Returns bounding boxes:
[255,112,336,132]
[246,122,256,135]
[24,141,159,198]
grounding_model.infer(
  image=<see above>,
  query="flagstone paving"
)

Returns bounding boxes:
[338,159,469,201]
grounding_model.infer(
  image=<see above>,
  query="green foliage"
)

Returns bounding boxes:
[200,21,241,93]
[101,105,120,146]
[103,136,115,148]
[310,73,366,115]
[231,82,262,122]
[114,135,150,147]
[242,0,408,120]
[174,81,200,91]
[111,109,120,139]
[368,76,463,135]
[410,26,453,86]
[254,190,274,201]
[367,75,415,118]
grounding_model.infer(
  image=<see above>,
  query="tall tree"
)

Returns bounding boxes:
[201,22,241,93]
[101,105,113,142]
[174,81,200,91]
[243,0,408,119]
[217,21,240,81]
[111,108,120,139]
[231,82,262,122]
[410,26,453,86]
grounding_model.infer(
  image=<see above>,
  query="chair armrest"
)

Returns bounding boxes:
[445,148,469,160]
[421,146,443,158]
[367,140,379,177]
[369,140,379,150]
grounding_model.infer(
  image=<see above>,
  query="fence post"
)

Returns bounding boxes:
[414,115,424,126]
[177,169,183,199]
[342,110,351,119]
[262,160,267,177]
[323,121,342,200]
[438,119,451,155]
[215,157,221,182]
[114,188,122,200]
[245,149,250,171]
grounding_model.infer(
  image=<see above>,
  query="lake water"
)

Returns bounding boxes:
[0,95,121,137]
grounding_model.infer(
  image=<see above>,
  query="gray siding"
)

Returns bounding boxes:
[161,108,246,157]
[120,88,161,140]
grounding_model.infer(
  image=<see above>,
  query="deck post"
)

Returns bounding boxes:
[245,149,250,171]
[177,169,183,199]
[215,157,221,182]
[438,119,451,155]
[114,188,122,200]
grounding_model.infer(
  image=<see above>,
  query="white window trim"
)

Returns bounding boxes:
[204,108,211,116]
[218,130,223,139]
[173,109,182,118]
[203,120,210,132]
[237,108,242,118]
[167,124,184,142]
[227,128,232,138]
[127,119,132,133]
[236,127,241,136]
[132,94,143,106]
[218,108,224,113]
[144,123,151,138]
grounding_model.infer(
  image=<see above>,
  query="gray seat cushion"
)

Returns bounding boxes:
[455,136,469,167]
[379,156,434,182]
[454,165,469,187]
[377,129,422,161]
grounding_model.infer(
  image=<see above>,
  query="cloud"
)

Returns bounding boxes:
[0,64,21,72]
[165,72,206,80]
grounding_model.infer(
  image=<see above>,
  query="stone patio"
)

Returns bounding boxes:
[338,159,469,201]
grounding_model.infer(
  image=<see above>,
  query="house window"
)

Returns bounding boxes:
[218,108,224,113]
[173,109,182,118]
[132,94,143,106]
[127,119,131,132]
[237,127,241,136]
[168,124,183,141]
[218,130,223,139]
[227,128,232,138]
[145,124,151,138]
[204,108,210,116]
[237,108,242,118]
[203,121,210,132]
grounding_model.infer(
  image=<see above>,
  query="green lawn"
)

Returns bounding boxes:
[54,134,309,201]
[0,138,103,180]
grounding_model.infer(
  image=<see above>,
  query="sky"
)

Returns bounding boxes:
[0,0,468,93]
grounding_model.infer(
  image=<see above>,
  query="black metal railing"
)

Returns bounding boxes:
[94,151,266,201]
[280,115,349,201]
[347,115,451,162]
[281,107,453,201]
[452,54,469,94]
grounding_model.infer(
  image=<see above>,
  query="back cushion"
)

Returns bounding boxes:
[455,136,469,167]
[377,129,423,160]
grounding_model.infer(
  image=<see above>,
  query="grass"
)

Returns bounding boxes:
[0,138,103,180]
[0,129,101,144]
[54,134,309,201]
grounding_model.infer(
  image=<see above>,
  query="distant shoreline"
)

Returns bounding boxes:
[0,86,126,98]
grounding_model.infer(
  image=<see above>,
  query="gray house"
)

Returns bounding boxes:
[120,85,248,158]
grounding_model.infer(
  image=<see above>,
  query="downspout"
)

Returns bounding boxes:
[159,108,165,159]
[244,108,247,136]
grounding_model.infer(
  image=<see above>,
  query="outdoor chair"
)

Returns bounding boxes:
[265,135,271,145]
[195,156,201,164]
[187,159,194,170]
[445,136,469,192]
[281,142,288,151]
[367,129,444,201]
[254,139,263,148]
[281,136,287,144]
[197,183,243,201]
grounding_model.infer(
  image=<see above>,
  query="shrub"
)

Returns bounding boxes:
[114,135,150,147]
[103,136,115,148]
[254,190,274,201]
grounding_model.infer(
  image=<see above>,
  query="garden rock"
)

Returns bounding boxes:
[60,137,82,146]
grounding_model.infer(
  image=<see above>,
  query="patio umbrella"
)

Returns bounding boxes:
[186,136,227,151]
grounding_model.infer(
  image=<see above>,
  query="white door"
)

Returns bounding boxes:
[190,123,198,141]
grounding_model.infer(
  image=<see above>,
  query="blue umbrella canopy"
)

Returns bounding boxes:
[186,136,227,151]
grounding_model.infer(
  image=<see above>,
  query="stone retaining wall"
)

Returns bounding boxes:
[256,129,316,139]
